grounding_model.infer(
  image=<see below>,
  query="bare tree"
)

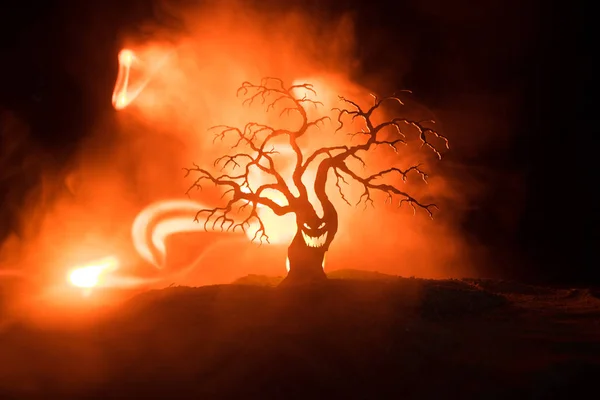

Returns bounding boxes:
[184,77,448,285]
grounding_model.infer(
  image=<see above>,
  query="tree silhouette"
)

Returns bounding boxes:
[184,78,448,285]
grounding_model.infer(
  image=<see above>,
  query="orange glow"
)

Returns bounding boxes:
[0,2,476,325]
[67,256,119,289]
[246,211,296,244]
[0,269,23,278]
[124,70,432,276]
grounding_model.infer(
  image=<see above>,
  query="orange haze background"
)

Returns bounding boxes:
[0,0,480,323]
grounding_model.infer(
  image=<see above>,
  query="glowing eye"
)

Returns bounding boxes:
[318,222,326,229]
[303,223,310,229]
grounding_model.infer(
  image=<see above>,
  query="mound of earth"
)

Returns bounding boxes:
[1,270,599,399]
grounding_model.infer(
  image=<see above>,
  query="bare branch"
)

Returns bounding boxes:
[366,164,429,183]
[309,91,447,218]
[231,78,335,200]
[185,78,333,242]
[186,78,447,243]
[375,118,449,160]
[183,163,296,244]
[332,167,352,206]
[306,116,331,131]
[207,123,297,202]
[329,92,449,162]
[183,164,292,216]
[336,162,437,218]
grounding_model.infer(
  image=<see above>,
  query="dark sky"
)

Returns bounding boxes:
[1,0,597,285]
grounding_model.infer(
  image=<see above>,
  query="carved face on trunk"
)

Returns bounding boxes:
[300,218,328,248]
[294,202,338,251]
[285,198,338,280]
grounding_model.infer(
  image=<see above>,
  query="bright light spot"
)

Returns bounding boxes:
[68,256,119,288]
[112,48,171,110]
[112,49,139,109]
[118,49,135,67]
[246,212,296,244]
[114,93,129,110]
[69,267,104,288]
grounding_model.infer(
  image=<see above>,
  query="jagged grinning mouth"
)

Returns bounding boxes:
[301,231,328,248]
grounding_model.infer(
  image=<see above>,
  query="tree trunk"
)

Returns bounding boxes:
[279,165,338,286]
[280,232,327,286]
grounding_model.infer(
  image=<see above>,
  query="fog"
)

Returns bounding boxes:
[0,0,497,324]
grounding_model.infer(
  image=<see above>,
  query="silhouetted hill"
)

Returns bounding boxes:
[1,271,599,399]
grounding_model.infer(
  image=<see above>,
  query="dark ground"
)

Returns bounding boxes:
[1,270,599,399]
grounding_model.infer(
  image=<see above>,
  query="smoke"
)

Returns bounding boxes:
[0,0,501,320]
[105,0,479,282]
[0,111,58,273]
